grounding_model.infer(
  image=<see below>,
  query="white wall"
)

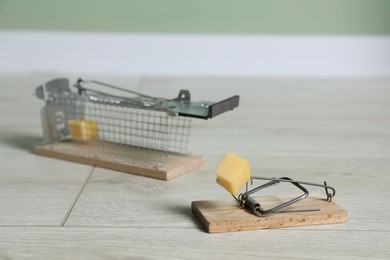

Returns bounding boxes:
[1,31,389,77]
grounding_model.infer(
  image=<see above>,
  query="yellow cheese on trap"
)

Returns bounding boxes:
[215,152,250,195]
[67,119,98,141]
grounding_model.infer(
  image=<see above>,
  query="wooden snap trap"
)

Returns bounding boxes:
[192,152,347,233]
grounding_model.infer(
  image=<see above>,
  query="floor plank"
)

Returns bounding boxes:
[64,167,211,228]
[0,227,389,259]
[0,153,92,226]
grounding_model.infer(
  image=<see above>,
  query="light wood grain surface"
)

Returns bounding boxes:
[192,194,348,233]
[0,75,389,259]
[35,142,205,180]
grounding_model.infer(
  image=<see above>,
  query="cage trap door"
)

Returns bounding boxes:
[40,102,80,143]
[37,78,81,143]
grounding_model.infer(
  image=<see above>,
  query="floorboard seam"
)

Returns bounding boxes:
[60,167,94,227]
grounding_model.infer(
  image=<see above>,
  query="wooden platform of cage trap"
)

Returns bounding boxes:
[35,142,204,180]
[192,193,347,233]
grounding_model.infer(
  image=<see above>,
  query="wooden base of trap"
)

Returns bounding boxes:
[192,194,347,233]
[35,142,204,180]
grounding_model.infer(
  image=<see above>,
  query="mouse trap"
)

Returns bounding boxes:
[192,153,347,233]
[34,78,239,180]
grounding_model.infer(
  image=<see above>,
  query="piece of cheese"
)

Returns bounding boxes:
[67,119,98,141]
[215,152,250,195]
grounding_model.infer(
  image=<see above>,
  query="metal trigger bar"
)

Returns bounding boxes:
[234,176,336,216]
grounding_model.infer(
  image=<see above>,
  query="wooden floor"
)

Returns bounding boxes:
[1,75,389,258]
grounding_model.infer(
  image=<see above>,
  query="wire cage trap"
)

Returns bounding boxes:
[34,78,239,180]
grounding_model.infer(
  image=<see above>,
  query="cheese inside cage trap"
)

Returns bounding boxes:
[34,78,239,180]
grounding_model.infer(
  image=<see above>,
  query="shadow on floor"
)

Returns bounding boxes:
[166,204,207,233]
[1,133,43,152]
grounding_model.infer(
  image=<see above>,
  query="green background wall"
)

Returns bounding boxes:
[0,0,389,34]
